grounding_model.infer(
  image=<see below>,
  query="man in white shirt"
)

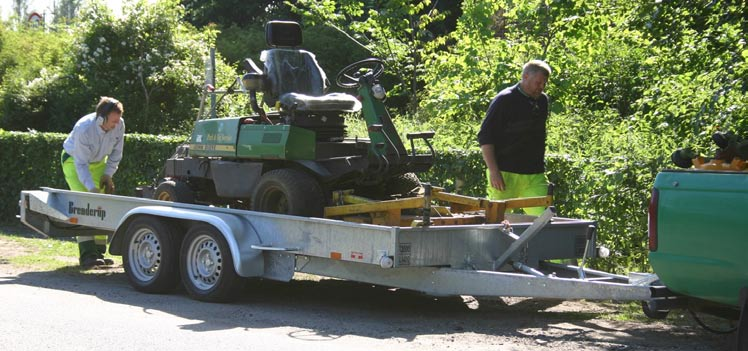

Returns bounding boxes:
[62,97,125,268]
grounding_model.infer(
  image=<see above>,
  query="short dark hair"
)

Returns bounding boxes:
[522,60,551,77]
[95,96,124,118]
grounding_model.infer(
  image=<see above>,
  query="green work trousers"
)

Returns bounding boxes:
[485,169,548,216]
[61,150,109,263]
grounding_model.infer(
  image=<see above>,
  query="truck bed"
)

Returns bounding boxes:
[650,169,748,307]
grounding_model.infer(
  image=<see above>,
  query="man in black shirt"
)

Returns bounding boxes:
[477,60,551,215]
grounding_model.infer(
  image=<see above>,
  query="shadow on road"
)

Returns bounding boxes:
[0,265,732,350]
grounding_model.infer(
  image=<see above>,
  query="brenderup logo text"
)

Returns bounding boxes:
[68,202,106,220]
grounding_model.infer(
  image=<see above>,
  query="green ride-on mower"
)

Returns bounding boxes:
[152,20,435,217]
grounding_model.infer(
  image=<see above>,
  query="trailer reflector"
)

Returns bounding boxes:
[69,217,78,224]
[330,252,342,260]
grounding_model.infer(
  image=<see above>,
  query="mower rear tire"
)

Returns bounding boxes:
[251,169,324,217]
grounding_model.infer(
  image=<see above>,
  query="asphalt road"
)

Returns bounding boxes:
[0,262,733,351]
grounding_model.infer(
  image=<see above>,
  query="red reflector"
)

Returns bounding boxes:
[648,188,659,251]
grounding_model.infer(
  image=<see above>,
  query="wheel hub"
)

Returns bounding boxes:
[197,246,217,277]
[138,240,157,268]
[157,193,171,201]
[187,235,223,290]
[129,230,161,281]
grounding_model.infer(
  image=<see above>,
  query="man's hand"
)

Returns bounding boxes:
[489,170,506,191]
[480,144,506,191]
[100,175,115,194]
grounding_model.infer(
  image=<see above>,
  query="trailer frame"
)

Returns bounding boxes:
[20,187,658,303]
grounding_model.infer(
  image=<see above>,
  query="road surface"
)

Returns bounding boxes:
[0,236,733,351]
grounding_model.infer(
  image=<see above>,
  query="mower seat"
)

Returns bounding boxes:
[278,92,361,112]
[261,21,361,113]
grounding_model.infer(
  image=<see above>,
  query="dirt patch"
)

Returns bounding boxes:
[0,227,78,272]
[0,235,31,261]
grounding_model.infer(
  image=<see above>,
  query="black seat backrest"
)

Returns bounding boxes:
[262,21,327,107]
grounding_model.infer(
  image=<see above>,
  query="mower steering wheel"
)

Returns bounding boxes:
[335,58,385,89]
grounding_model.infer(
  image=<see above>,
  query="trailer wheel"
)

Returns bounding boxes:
[252,168,324,217]
[154,180,194,203]
[123,216,181,293]
[180,224,243,302]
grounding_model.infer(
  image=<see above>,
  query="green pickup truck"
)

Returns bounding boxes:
[648,169,747,340]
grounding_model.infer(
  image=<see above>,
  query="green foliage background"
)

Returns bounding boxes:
[1,0,746,273]
[0,0,236,135]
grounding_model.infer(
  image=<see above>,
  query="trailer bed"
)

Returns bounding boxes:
[20,187,656,303]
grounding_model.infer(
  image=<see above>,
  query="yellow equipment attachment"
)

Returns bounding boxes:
[324,187,553,227]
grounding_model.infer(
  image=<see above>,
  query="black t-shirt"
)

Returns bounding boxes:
[477,84,548,174]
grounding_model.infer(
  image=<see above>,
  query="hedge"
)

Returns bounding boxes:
[1,130,661,272]
[1,130,184,224]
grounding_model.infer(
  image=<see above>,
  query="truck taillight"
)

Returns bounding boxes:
[648,188,659,251]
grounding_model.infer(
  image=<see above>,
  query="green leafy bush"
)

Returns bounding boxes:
[0,0,235,136]
[66,0,221,135]
[0,24,77,132]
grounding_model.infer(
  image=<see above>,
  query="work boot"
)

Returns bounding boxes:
[80,256,106,268]
[96,244,113,265]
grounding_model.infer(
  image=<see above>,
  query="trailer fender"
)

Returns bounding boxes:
[109,206,264,277]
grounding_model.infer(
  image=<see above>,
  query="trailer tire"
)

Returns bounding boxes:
[123,216,181,294]
[252,168,324,217]
[153,180,194,203]
[180,223,243,302]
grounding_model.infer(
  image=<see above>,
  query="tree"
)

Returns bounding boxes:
[180,0,296,28]
[414,0,747,272]
[13,0,28,20]
[0,0,236,135]
[67,0,230,134]
[0,22,76,131]
[289,0,453,114]
[53,0,82,24]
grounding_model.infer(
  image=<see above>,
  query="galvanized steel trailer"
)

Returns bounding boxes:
[20,187,657,303]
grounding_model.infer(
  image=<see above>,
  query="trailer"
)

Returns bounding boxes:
[19,187,660,303]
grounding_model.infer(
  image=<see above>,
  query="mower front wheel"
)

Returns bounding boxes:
[153,180,194,203]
